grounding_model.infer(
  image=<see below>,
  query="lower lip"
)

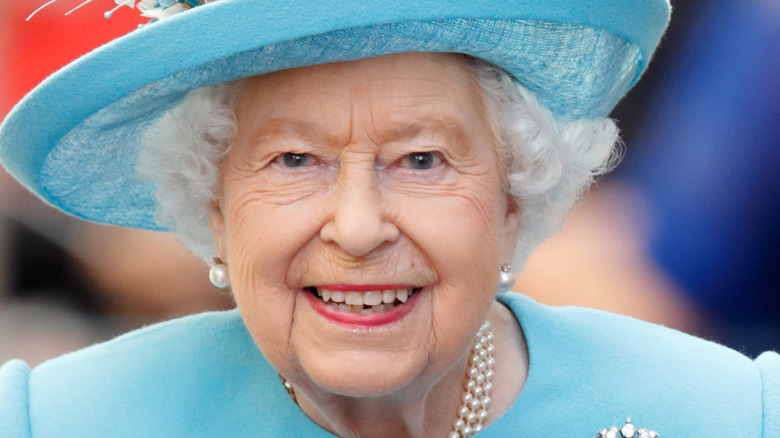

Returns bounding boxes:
[305,289,421,328]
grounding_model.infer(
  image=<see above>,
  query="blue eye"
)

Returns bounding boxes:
[280,152,311,168]
[405,152,438,170]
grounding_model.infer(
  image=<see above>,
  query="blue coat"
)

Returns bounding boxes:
[1,293,778,437]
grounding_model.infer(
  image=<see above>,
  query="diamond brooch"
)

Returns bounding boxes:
[596,418,659,438]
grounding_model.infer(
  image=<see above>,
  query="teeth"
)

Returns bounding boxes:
[326,300,395,314]
[360,304,388,314]
[344,291,362,305]
[316,288,418,311]
[363,291,383,306]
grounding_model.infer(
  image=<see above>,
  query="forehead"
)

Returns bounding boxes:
[234,53,491,144]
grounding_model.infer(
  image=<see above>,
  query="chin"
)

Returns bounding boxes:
[295,348,433,398]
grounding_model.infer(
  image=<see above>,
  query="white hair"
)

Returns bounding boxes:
[470,58,620,267]
[137,57,620,269]
[137,82,239,260]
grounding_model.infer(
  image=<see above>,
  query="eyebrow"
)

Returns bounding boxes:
[251,116,470,151]
[251,118,343,146]
[377,117,469,150]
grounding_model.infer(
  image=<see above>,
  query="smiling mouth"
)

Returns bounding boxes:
[305,287,422,314]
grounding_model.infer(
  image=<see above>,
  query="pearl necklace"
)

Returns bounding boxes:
[450,321,495,438]
[280,321,495,438]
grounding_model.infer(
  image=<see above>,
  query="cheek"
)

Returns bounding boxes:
[388,185,504,363]
[392,180,504,272]
[223,183,324,270]
[220,186,325,360]
[389,177,505,318]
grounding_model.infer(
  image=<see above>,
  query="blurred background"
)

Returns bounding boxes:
[0,0,778,366]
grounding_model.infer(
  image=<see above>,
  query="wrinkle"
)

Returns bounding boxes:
[225,169,331,207]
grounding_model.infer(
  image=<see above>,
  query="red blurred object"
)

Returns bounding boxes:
[1,0,144,118]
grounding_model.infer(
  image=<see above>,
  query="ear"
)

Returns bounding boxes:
[207,199,229,262]
[499,198,522,265]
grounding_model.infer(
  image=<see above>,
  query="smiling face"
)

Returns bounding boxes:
[209,53,521,398]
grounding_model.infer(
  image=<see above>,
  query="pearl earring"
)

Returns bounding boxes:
[209,258,230,289]
[497,264,515,293]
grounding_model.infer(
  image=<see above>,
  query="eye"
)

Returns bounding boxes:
[276,152,311,168]
[403,152,440,170]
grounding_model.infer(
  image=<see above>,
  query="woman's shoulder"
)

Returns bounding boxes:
[496,293,780,437]
[0,359,30,438]
[25,308,261,391]
[758,351,780,437]
[0,309,321,438]
[502,291,755,363]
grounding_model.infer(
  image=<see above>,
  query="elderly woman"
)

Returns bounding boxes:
[0,0,778,437]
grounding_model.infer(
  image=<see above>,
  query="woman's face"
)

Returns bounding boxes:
[209,53,520,397]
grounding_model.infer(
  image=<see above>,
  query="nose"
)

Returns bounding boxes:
[320,165,400,257]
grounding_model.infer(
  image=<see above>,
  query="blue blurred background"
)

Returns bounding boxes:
[618,0,780,355]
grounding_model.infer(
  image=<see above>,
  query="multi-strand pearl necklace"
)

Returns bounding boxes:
[449,321,495,438]
[280,321,495,438]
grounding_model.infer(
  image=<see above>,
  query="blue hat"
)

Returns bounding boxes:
[0,0,670,230]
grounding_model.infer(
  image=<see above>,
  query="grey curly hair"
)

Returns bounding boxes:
[137,57,620,270]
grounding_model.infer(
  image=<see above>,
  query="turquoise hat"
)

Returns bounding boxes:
[0,0,670,230]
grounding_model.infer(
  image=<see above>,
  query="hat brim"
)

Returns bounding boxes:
[0,0,669,230]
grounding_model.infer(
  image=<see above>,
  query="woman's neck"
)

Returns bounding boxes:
[291,301,529,438]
